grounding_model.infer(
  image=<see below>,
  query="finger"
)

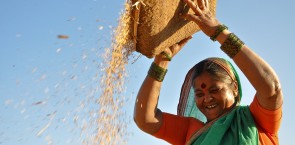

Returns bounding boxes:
[180,13,201,23]
[178,36,193,48]
[169,36,192,56]
[183,0,202,16]
[204,0,209,8]
[171,36,192,51]
[198,0,205,10]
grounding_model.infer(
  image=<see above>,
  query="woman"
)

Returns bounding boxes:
[133,0,283,144]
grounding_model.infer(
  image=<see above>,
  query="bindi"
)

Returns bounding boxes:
[201,83,206,89]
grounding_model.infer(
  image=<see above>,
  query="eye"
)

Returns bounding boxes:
[209,87,221,94]
[195,92,204,98]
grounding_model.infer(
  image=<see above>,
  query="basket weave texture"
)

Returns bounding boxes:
[132,0,216,58]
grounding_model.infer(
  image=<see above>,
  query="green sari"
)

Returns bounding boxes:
[177,58,259,145]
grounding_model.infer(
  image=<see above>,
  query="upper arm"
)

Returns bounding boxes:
[256,85,283,110]
[134,108,163,134]
[249,95,282,134]
[153,113,203,145]
[234,46,283,110]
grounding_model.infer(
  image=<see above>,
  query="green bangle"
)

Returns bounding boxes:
[160,51,172,61]
[210,24,228,41]
[148,62,168,82]
[220,33,244,58]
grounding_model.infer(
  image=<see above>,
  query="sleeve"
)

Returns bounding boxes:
[249,96,282,134]
[152,112,194,145]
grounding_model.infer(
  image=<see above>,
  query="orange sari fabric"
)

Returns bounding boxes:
[153,97,282,145]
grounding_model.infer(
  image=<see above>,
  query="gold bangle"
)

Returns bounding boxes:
[220,33,244,58]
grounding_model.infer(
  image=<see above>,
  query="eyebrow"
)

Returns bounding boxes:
[194,84,221,92]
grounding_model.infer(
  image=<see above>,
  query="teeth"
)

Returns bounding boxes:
[207,104,216,109]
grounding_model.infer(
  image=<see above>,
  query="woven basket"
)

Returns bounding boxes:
[131,0,217,58]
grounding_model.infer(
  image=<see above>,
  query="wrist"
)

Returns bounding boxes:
[148,62,168,82]
[210,24,228,41]
[154,56,169,68]
[216,29,231,44]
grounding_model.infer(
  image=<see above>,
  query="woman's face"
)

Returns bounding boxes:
[193,71,236,122]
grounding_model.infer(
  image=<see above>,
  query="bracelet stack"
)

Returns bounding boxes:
[148,62,167,82]
[210,24,228,41]
[220,33,244,58]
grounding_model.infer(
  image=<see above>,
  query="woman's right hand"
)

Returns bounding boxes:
[181,0,221,37]
[154,36,192,65]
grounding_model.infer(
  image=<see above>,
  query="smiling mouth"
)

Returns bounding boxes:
[206,104,217,109]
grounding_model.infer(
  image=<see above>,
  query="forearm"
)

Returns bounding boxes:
[134,58,169,134]
[217,30,283,110]
[133,35,190,133]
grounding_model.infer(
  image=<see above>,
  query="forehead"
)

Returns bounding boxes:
[194,71,216,82]
[193,72,225,89]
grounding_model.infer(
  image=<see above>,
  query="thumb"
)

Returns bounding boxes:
[170,36,193,56]
[178,36,193,48]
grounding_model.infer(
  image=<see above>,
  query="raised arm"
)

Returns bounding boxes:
[217,30,283,110]
[133,37,191,134]
[182,0,283,110]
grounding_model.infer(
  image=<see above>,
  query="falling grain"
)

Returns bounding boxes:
[57,35,69,39]
[82,1,134,144]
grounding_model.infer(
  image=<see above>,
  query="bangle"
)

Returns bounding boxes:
[220,33,244,58]
[210,24,228,41]
[160,51,172,61]
[148,62,168,82]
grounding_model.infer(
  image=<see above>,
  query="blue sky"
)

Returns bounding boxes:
[1,0,294,145]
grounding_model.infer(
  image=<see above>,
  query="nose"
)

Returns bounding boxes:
[203,93,213,103]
